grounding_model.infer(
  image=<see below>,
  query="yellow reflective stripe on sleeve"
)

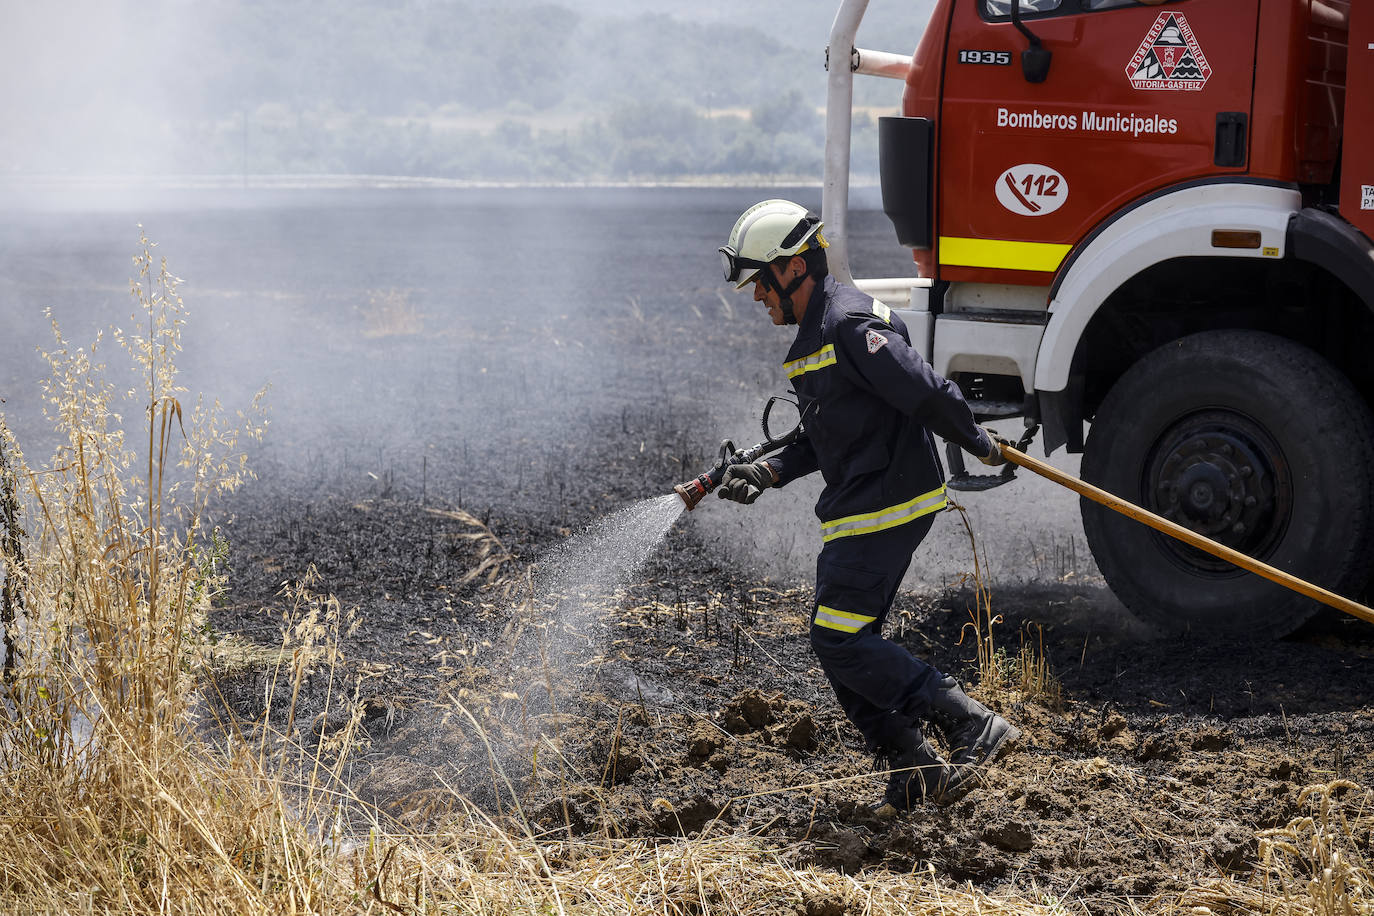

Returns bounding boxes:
[784,344,837,379]
[814,605,878,633]
[820,485,948,542]
[938,236,1072,273]
[871,299,891,324]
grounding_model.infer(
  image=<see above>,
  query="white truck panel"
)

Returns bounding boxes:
[853,276,932,311]
[946,282,1050,313]
[934,317,1044,391]
[1034,183,1303,393]
[896,309,934,362]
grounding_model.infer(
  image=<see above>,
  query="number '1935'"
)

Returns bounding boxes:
[959,49,1012,65]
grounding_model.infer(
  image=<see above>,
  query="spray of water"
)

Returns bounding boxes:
[377,493,684,806]
[531,493,684,617]
[516,493,685,699]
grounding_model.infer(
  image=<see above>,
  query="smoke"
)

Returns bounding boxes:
[0,0,936,183]
[0,182,1100,602]
[0,1,187,177]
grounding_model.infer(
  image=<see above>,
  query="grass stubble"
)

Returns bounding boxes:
[0,236,1367,915]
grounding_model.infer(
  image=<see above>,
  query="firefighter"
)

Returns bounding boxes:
[716,199,1020,813]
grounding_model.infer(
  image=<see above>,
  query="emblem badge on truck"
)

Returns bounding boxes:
[1127,12,1212,91]
[994,164,1067,217]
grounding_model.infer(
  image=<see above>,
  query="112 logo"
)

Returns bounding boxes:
[995,164,1068,216]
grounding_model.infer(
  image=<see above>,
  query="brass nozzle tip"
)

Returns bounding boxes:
[673,481,703,511]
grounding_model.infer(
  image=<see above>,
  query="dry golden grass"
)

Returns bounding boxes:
[947,498,1063,709]
[422,506,514,588]
[0,237,1368,915]
[1172,781,1373,916]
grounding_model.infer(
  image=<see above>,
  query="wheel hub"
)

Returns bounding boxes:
[1147,411,1290,574]
[1178,462,1228,522]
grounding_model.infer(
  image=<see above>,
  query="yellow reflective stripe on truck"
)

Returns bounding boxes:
[938,236,1072,272]
[820,485,948,542]
[784,344,836,379]
[814,605,877,633]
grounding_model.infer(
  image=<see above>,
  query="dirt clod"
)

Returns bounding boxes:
[533,797,591,833]
[811,824,870,872]
[1207,821,1257,873]
[800,893,847,916]
[982,818,1035,852]
[1022,787,1072,818]
[602,746,642,785]
[1098,712,1127,740]
[1137,734,1180,762]
[1190,728,1233,752]
[652,793,724,835]
[724,689,774,732]
[777,712,817,751]
[687,725,721,759]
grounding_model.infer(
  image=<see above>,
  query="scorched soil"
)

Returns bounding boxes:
[205,290,1374,915]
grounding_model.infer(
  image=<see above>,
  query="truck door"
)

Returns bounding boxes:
[935,0,1260,286]
[1343,1,1374,240]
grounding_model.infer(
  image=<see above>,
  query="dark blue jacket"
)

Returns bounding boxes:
[769,276,992,541]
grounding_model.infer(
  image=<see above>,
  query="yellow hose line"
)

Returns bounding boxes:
[1000,445,1374,627]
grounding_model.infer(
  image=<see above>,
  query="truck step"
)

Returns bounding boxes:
[948,470,1017,492]
[969,400,1022,421]
[944,440,1019,492]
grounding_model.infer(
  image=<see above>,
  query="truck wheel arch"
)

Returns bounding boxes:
[1032,180,1304,453]
[1287,206,1374,312]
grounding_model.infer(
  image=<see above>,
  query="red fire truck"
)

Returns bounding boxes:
[822,0,1374,634]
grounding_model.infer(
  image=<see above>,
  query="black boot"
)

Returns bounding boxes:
[872,725,952,816]
[925,676,1020,797]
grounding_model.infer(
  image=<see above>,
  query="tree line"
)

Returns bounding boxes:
[6,0,912,180]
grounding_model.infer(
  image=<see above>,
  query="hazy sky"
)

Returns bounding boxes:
[0,0,935,177]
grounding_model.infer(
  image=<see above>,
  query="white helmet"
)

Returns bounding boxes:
[719,199,826,289]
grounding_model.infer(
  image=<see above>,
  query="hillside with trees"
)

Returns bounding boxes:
[1,0,935,181]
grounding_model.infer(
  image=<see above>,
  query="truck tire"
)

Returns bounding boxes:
[1080,330,1374,637]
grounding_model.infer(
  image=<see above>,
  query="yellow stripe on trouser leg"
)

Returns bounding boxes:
[820,486,948,543]
[814,605,878,633]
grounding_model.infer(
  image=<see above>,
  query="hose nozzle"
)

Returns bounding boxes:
[671,414,803,513]
[674,475,712,511]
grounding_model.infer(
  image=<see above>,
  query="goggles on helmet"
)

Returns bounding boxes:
[718,246,773,285]
[718,214,824,284]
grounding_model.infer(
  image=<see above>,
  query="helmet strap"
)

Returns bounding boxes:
[764,261,808,326]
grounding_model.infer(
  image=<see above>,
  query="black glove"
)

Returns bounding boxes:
[976,426,1010,467]
[717,460,776,504]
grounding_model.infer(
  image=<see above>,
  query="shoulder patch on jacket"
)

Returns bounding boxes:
[865,329,888,354]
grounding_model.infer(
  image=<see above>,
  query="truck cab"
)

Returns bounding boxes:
[825,0,1374,634]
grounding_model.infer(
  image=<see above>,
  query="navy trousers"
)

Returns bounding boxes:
[808,514,945,751]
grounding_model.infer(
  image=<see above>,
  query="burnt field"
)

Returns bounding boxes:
[7,188,1374,912]
[199,214,1373,911]
[213,473,1374,911]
